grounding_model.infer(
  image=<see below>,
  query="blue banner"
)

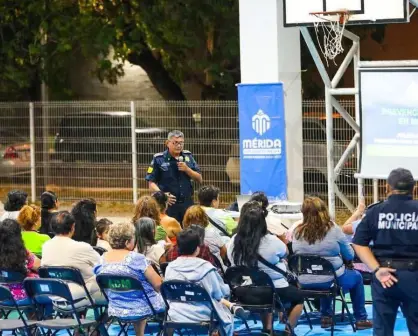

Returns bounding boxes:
[238,83,287,199]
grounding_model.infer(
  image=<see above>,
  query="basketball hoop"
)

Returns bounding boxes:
[310,9,351,66]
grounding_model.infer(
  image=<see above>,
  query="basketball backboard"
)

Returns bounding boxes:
[283,0,409,27]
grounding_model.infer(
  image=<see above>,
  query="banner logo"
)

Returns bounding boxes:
[252,110,270,136]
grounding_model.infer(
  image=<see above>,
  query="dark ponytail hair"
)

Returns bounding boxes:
[250,191,269,218]
[91,218,113,246]
[39,191,58,235]
[152,191,168,212]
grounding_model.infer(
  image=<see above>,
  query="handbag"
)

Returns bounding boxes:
[257,255,300,288]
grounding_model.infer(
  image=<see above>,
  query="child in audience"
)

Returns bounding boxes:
[134,217,167,268]
[164,229,249,336]
[92,218,113,251]
[18,204,50,256]
[152,191,182,244]
[39,191,59,237]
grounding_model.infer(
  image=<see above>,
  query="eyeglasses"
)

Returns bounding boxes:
[171,141,185,147]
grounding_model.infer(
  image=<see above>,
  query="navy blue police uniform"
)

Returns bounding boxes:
[145,149,200,224]
[353,194,418,336]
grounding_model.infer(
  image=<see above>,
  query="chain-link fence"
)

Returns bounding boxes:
[0,100,375,209]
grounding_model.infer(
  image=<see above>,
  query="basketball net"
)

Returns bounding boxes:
[312,11,350,66]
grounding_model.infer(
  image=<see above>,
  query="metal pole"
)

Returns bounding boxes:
[359,60,418,68]
[329,88,358,95]
[29,103,36,203]
[353,37,364,204]
[373,179,379,203]
[331,42,358,88]
[131,101,138,204]
[325,87,336,219]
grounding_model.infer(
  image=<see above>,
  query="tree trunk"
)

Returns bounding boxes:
[127,49,186,101]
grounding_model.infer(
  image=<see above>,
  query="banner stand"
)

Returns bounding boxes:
[237,83,287,200]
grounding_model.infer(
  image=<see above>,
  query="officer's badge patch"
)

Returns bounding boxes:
[185,157,190,162]
[147,167,153,173]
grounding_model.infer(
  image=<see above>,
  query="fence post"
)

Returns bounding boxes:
[131,101,138,204]
[29,103,36,203]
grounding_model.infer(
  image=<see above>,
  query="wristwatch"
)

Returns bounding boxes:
[372,266,381,275]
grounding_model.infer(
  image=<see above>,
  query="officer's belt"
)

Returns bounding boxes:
[378,258,418,271]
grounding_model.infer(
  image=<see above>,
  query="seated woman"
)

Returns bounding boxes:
[94,222,165,336]
[71,198,97,244]
[0,219,40,302]
[250,191,288,243]
[166,224,216,267]
[39,191,59,237]
[165,229,249,336]
[18,205,50,256]
[132,196,170,246]
[134,217,166,268]
[227,202,304,334]
[41,211,102,301]
[292,196,372,330]
[92,218,113,251]
[0,190,28,221]
[152,191,182,244]
[183,205,228,268]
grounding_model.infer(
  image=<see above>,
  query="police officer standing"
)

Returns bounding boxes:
[145,130,202,224]
[353,167,418,336]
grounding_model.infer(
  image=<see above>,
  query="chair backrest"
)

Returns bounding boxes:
[161,280,213,304]
[0,270,25,284]
[224,265,275,288]
[24,278,74,303]
[93,246,107,256]
[96,274,157,315]
[288,254,337,279]
[38,266,85,287]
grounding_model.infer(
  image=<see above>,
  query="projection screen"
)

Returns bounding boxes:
[358,68,418,179]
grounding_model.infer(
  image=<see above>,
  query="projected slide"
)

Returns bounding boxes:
[359,69,418,179]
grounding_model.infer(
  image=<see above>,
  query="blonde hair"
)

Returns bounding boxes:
[132,196,161,226]
[108,222,135,249]
[295,197,333,245]
[17,205,41,231]
[183,205,209,228]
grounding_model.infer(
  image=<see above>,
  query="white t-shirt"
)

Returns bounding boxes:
[96,239,112,251]
[0,211,20,222]
[144,244,165,266]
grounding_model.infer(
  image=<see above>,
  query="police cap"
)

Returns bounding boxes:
[387,168,415,191]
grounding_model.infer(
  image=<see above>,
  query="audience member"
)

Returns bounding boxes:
[152,191,182,244]
[92,218,113,250]
[165,229,249,336]
[0,190,28,221]
[227,203,303,334]
[292,197,372,330]
[0,219,40,301]
[166,224,216,266]
[18,205,50,256]
[94,222,165,336]
[134,217,167,267]
[41,211,102,300]
[198,186,237,236]
[39,191,59,237]
[133,196,170,244]
[71,198,97,244]
[250,191,288,243]
[183,205,228,267]
[342,198,366,242]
